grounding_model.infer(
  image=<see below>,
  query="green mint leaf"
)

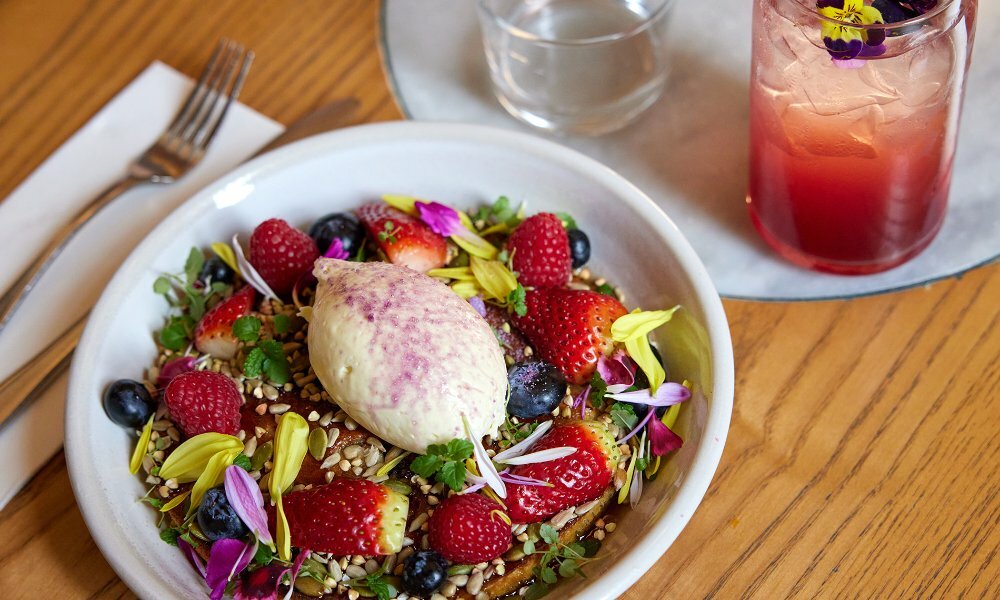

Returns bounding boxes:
[438,460,467,492]
[252,543,273,566]
[366,573,393,600]
[258,339,285,361]
[232,316,262,342]
[444,439,474,462]
[243,348,266,379]
[539,524,559,544]
[272,314,292,335]
[507,283,527,317]
[491,196,510,216]
[232,454,252,471]
[264,357,290,386]
[186,288,207,321]
[589,370,608,408]
[523,539,536,555]
[610,402,638,430]
[153,276,172,297]
[595,283,616,297]
[425,443,449,457]
[555,212,578,230]
[410,454,443,478]
[524,582,550,600]
[159,528,181,546]
[159,323,189,351]
[540,566,558,584]
[184,248,204,286]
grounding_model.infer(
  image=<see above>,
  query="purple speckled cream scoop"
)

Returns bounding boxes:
[307,258,508,453]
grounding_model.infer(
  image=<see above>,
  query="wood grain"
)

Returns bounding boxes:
[0,1,997,598]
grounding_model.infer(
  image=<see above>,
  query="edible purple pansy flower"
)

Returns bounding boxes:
[206,537,257,600]
[322,237,349,260]
[224,465,274,546]
[415,201,464,237]
[817,0,886,65]
[178,538,207,579]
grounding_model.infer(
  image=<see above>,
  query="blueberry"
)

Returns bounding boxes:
[402,550,449,596]
[309,212,365,257]
[103,379,156,429]
[197,486,249,541]
[198,257,235,286]
[507,361,567,419]
[567,229,591,269]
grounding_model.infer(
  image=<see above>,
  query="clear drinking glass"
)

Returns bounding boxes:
[747,0,978,275]
[476,0,675,136]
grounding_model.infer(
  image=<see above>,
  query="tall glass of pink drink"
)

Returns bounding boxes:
[747,0,977,275]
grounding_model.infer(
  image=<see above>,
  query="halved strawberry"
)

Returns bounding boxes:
[512,288,627,384]
[274,479,409,555]
[506,420,620,524]
[193,286,255,360]
[356,203,447,273]
[507,213,572,288]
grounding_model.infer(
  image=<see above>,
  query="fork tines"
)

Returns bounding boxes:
[163,39,254,160]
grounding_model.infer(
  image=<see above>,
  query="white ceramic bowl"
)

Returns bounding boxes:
[66,122,734,599]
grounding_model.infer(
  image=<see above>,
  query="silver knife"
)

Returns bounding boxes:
[0,98,359,433]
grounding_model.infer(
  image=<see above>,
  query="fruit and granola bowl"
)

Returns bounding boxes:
[66,123,733,600]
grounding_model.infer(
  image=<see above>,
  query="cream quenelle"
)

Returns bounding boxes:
[306,258,508,453]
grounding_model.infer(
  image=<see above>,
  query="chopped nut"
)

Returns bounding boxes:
[268,403,291,415]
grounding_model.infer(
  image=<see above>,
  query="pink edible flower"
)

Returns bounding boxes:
[648,417,683,456]
[597,352,636,394]
[224,465,273,546]
[232,550,310,600]
[205,538,257,600]
[415,201,464,237]
[322,238,349,260]
[156,356,199,387]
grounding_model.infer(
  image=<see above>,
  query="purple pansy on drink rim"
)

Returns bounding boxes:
[816,0,940,65]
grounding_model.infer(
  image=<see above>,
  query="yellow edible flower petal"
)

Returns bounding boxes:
[376,452,412,478]
[382,194,418,215]
[617,446,639,504]
[160,490,191,513]
[450,280,484,299]
[211,242,240,276]
[270,412,309,561]
[187,449,238,516]
[427,267,476,281]
[454,234,499,260]
[158,433,244,483]
[469,256,518,300]
[611,307,680,393]
[129,417,154,475]
[276,497,291,562]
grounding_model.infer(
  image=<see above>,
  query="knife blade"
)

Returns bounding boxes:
[0,97,360,433]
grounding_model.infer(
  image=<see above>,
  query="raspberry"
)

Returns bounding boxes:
[428,493,511,563]
[508,213,572,288]
[248,218,319,295]
[164,371,242,437]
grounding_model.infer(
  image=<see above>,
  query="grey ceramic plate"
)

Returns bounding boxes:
[379,0,1000,301]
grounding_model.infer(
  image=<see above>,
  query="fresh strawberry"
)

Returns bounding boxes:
[193,286,255,359]
[512,288,628,384]
[163,370,243,437]
[248,218,319,295]
[507,420,621,524]
[507,213,572,288]
[275,479,409,555]
[428,493,511,563]
[356,203,447,273]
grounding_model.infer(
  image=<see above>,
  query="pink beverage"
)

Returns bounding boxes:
[747,0,977,274]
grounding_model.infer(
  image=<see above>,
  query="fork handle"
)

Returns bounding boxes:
[0,176,142,335]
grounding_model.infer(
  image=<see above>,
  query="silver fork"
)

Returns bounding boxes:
[0,39,253,335]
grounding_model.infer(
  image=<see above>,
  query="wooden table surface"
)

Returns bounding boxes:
[1,1,997,598]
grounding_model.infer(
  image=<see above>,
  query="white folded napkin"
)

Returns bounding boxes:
[0,61,284,509]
